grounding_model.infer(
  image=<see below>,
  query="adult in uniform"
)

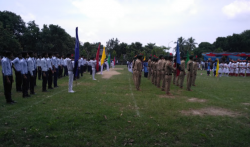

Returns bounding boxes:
[179,56,186,89]
[154,58,159,86]
[134,54,143,91]
[66,54,74,93]
[186,55,194,91]
[164,54,175,95]
[148,56,152,80]
[52,53,58,87]
[20,52,30,97]
[12,53,22,92]
[161,56,166,91]
[151,58,155,84]
[41,53,48,92]
[2,51,16,103]
[192,58,198,86]
[132,57,137,85]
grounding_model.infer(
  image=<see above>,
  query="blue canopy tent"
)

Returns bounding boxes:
[202,52,250,61]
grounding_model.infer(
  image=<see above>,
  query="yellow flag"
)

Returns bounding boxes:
[216,59,219,77]
[101,47,106,65]
[143,56,146,61]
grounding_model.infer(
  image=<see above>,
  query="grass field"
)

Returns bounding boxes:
[0,65,250,147]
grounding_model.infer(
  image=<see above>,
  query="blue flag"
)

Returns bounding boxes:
[74,27,80,76]
[176,41,181,65]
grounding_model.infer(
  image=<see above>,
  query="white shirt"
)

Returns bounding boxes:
[37,58,42,67]
[27,57,34,76]
[89,60,96,68]
[41,58,48,71]
[47,58,52,70]
[66,58,73,71]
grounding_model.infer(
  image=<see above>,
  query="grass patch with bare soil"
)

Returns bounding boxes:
[0,65,250,146]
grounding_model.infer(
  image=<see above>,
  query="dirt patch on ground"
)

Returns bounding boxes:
[242,103,250,106]
[158,95,175,99]
[110,68,124,71]
[181,107,240,117]
[99,70,121,79]
[187,98,207,103]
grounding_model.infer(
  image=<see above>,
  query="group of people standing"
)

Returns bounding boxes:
[205,59,250,77]
[130,54,199,95]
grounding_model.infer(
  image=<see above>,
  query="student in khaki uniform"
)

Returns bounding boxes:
[154,58,159,86]
[192,58,198,86]
[148,56,152,80]
[164,54,175,95]
[173,59,176,85]
[134,54,143,91]
[151,58,155,84]
[161,57,166,91]
[179,56,186,89]
[186,55,194,91]
[157,55,163,88]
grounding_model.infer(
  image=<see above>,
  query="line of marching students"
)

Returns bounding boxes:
[1,51,90,104]
[131,53,199,95]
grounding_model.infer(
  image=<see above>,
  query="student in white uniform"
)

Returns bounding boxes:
[66,54,74,93]
[223,62,229,77]
[247,61,250,77]
[105,60,109,71]
[89,57,97,80]
[218,62,223,77]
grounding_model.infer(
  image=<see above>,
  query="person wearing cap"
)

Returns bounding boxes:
[148,56,152,80]
[192,58,198,86]
[157,55,163,88]
[151,58,155,84]
[187,55,194,91]
[134,54,143,91]
[179,56,186,89]
[164,54,175,95]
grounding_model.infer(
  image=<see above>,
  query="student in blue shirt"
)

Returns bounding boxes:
[2,51,16,104]
[143,59,148,78]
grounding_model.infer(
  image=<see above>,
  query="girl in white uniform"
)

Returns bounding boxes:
[223,62,229,77]
[247,61,250,76]
[218,63,223,77]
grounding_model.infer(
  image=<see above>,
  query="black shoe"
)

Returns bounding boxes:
[26,95,31,97]
[48,87,54,89]
[42,90,48,92]
[31,93,36,95]
[6,102,14,104]
[11,101,17,103]
[54,86,59,88]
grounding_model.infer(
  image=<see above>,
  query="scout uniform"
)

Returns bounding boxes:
[179,57,186,88]
[186,56,193,91]
[161,58,166,91]
[154,59,159,86]
[148,58,152,80]
[151,59,155,84]
[164,55,175,95]
[157,56,163,88]
[134,56,142,90]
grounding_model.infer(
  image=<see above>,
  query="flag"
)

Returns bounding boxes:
[114,57,116,65]
[101,47,106,65]
[95,43,100,71]
[216,59,219,77]
[176,41,181,65]
[108,53,111,66]
[143,56,146,61]
[185,51,189,67]
[74,27,79,76]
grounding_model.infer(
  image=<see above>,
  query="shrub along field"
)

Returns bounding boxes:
[0,65,250,146]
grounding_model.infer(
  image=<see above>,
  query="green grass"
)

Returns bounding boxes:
[0,65,250,146]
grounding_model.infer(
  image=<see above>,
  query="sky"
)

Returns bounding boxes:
[1,0,250,53]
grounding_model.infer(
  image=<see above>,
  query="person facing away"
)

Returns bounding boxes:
[66,54,74,93]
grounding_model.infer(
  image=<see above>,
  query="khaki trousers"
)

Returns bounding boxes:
[165,75,172,94]
[173,73,176,84]
[154,71,157,85]
[134,71,141,90]
[157,70,161,87]
[179,71,185,87]
[192,73,197,86]
[151,70,154,83]
[161,71,165,90]
[175,76,179,86]
[187,72,192,90]
[148,68,151,80]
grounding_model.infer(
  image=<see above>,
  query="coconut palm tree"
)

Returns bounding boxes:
[186,37,197,51]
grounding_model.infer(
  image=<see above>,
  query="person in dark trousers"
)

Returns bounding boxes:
[37,55,42,80]
[20,51,30,98]
[27,52,35,94]
[2,51,16,104]
[33,53,37,86]
[12,52,22,92]
[47,53,54,89]
[41,53,48,92]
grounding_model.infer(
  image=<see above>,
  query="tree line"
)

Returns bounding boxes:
[1,10,249,61]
